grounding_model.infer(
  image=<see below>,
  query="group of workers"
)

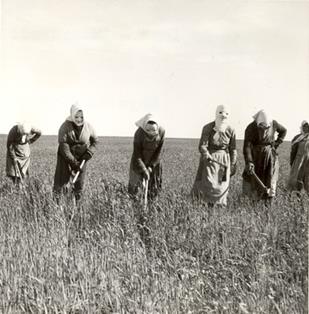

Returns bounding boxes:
[4,104,309,206]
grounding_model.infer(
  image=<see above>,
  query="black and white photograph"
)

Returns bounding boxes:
[0,0,308,312]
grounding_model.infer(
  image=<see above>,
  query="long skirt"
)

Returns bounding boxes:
[191,150,231,206]
[288,140,309,192]
[242,145,279,199]
[128,162,162,200]
[53,153,87,200]
[6,143,31,178]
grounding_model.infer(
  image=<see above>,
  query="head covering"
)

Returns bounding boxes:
[19,122,32,134]
[67,103,84,126]
[300,120,309,134]
[17,122,32,143]
[214,105,230,133]
[253,110,272,128]
[135,113,159,137]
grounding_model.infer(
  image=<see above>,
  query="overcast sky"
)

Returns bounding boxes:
[1,0,308,139]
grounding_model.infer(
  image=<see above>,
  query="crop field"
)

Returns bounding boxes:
[0,135,307,313]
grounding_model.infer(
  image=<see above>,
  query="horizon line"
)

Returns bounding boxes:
[0,134,292,142]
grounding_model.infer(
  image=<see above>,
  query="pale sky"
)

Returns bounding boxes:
[0,0,309,139]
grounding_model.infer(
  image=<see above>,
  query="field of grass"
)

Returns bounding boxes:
[0,135,307,313]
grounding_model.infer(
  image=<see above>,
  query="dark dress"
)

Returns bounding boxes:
[242,120,287,199]
[128,126,165,199]
[6,125,41,181]
[288,133,309,192]
[53,120,98,200]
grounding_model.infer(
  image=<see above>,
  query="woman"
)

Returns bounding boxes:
[287,120,309,192]
[53,104,98,201]
[6,122,41,183]
[242,110,287,201]
[128,113,165,200]
[191,105,237,206]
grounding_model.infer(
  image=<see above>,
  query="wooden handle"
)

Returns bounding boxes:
[72,160,86,184]
[251,171,270,194]
[143,178,149,210]
[15,162,24,183]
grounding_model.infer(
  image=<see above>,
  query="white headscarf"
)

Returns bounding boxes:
[214,105,230,133]
[67,103,84,126]
[253,110,272,128]
[19,122,32,134]
[135,113,159,137]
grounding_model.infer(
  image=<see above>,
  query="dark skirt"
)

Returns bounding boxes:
[242,145,279,199]
[53,153,87,199]
[128,162,162,200]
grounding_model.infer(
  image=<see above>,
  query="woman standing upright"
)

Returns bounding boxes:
[6,122,41,184]
[242,110,287,201]
[128,113,165,200]
[191,105,237,207]
[287,120,309,193]
[53,104,98,202]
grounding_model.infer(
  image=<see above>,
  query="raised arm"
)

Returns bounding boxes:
[273,120,287,147]
[28,127,42,144]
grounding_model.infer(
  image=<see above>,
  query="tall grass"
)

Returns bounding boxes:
[0,136,307,313]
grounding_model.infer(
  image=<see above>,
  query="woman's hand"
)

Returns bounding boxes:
[245,162,255,174]
[81,149,93,161]
[202,151,213,161]
[230,163,237,177]
[70,160,83,173]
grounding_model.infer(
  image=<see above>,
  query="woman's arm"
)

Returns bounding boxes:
[7,126,18,160]
[133,129,147,174]
[290,135,300,166]
[58,123,79,165]
[81,124,99,161]
[243,125,254,164]
[28,127,42,144]
[273,120,287,147]
[88,126,98,153]
[199,124,212,158]
[229,129,237,165]
[149,129,165,167]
